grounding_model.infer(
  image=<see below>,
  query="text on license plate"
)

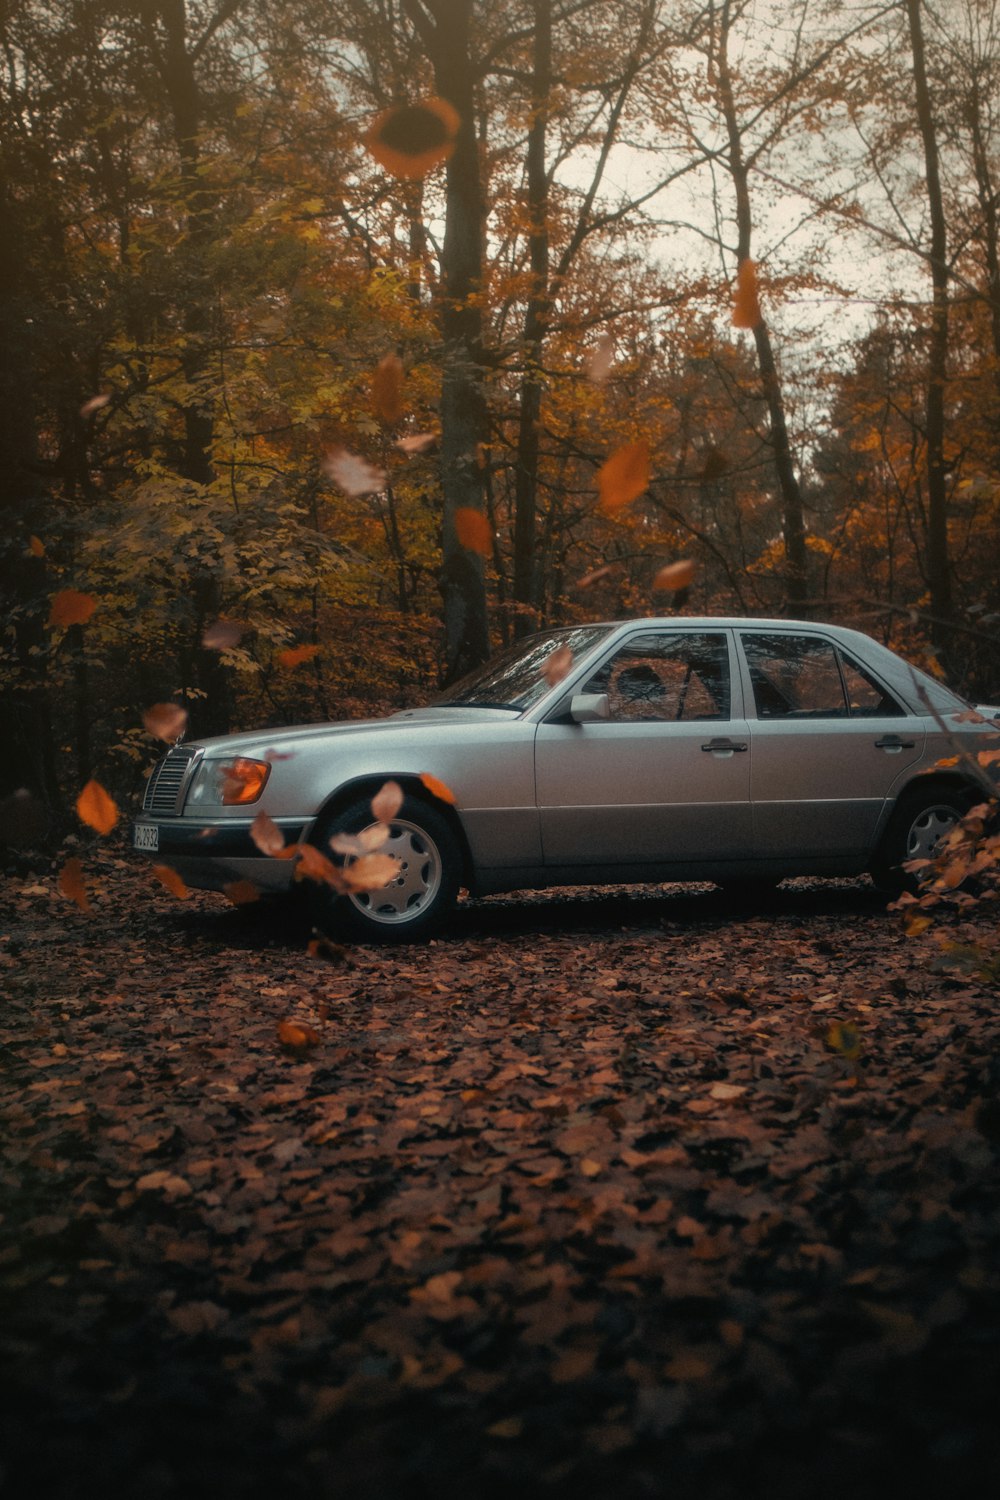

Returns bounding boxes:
[133,824,159,852]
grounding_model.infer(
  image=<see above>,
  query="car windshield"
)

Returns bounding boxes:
[434,625,614,712]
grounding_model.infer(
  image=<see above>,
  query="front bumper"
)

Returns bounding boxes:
[132,817,309,894]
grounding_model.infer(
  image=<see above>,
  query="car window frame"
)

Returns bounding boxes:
[540,627,746,725]
[736,628,907,722]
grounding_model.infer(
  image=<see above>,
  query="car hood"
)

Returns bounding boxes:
[185,705,521,756]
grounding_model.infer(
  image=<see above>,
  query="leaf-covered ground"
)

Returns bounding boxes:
[2,854,999,1500]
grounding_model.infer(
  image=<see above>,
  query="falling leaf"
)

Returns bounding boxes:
[250,811,286,856]
[49,590,96,628]
[454,507,492,556]
[575,564,617,589]
[277,1019,321,1050]
[542,644,573,687]
[58,857,90,912]
[419,773,457,805]
[587,332,615,384]
[277,644,320,669]
[825,1021,861,1060]
[152,864,190,901]
[373,353,404,424]
[307,936,351,964]
[364,97,460,180]
[223,879,260,906]
[294,842,345,887]
[653,559,696,593]
[330,823,390,858]
[395,431,438,456]
[952,709,987,724]
[142,702,188,743]
[732,258,762,329]
[372,780,404,823]
[905,913,934,937]
[597,441,650,514]
[76,779,118,836]
[934,756,960,769]
[202,619,244,650]
[80,393,111,418]
[977,749,1000,767]
[28,535,45,558]
[322,447,387,497]
[343,852,402,892]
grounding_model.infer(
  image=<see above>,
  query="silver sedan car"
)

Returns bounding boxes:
[132,618,999,941]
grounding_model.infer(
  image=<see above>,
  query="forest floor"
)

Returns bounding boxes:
[2,848,999,1500]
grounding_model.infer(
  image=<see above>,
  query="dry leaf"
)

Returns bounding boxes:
[202,619,244,650]
[152,864,190,901]
[732,258,762,329]
[419,773,457,805]
[80,393,111,418]
[58,857,90,912]
[142,702,188,743]
[372,780,404,823]
[76,779,118,836]
[653,559,696,593]
[322,447,387,497]
[597,441,650,514]
[364,97,460,180]
[542,644,573,687]
[343,852,402,892]
[295,842,346,888]
[250,811,286,856]
[28,535,45,558]
[395,431,438,456]
[373,353,404,425]
[223,879,260,906]
[277,644,320,669]
[277,1019,321,1050]
[575,564,617,589]
[977,749,1000,767]
[587,332,615,384]
[952,709,987,724]
[454,507,492,556]
[49,589,96,628]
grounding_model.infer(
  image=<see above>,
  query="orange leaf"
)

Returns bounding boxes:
[277,644,320,669]
[76,779,118,835]
[597,441,649,514]
[223,879,260,906]
[344,851,402,892]
[653,559,696,593]
[152,864,190,901]
[575,564,617,589]
[934,756,960,769]
[454,507,492,556]
[542,644,573,687]
[28,535,45,558]
[732,258,762,329]
[905,914,934,937]
[373,353,404,425]
[277,1019,321,1050]
[250,810,286,856]
[419,773,457,805]
[372,780,404,823]
[143,702,188,743]
[49,589,96,628]
[364,97,460,180]
[295,841,346,888]
[977,748,1000,767]
[394,431,438,456]
[58,857,90,912]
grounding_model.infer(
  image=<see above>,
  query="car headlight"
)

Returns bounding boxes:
[186,757,271,808]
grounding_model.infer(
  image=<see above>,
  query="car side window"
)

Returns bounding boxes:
[583,633,731,722]
[742,633,847,718]
[840,652,905,717]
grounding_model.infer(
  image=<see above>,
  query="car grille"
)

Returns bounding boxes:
[142,746,199,815]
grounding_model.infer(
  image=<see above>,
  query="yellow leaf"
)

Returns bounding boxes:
[76,779,118,835]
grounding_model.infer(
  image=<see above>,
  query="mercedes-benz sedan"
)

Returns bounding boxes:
[133,619,999,940]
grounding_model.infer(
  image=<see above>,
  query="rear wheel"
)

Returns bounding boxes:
[309,794,461,943]
[871,785,969,894]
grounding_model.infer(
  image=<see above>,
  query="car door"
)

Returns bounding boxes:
[738,629,926,858]
[533,629,753,869]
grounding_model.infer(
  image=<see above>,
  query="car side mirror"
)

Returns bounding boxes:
[570,692,610,724]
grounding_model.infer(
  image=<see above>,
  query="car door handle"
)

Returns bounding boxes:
[701,737,748,752]
[875,736,915,751]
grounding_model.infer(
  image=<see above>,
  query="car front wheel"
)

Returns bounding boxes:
[871,785,970,894]
[309,794,461,942]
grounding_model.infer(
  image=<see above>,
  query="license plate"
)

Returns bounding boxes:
[133,824,159,852]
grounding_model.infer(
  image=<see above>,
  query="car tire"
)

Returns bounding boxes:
[870,784,970,895]
[308,794,461,943]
